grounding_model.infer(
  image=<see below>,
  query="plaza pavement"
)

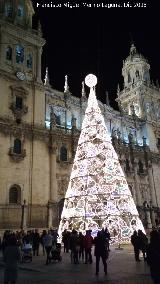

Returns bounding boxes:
[0,245,153,284]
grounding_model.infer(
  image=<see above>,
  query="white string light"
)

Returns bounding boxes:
[58,76,144,243]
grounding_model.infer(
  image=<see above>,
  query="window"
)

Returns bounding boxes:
[157,138,160,146]
[17,6,23,17]
[60,146,67,161]
[5,5,13,17]
[128,73,131,83]
[6,46,12,61]
[55,114,61,125]
[27,54,32,69]
[13,139,21,154]
[9,185,21,204]
[16,45,24,64]
[16,96,23,109]
[135,70,139,77]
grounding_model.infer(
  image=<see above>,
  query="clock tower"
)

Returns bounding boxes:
[0,0,45,83]
[0,1,49,229]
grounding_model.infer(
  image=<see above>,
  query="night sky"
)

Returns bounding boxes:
[32,1,159,109]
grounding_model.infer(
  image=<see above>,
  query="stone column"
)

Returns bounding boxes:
[148,164,157,207]
[37,47,42,83]
[133,163,141,206]
[50,145,58,202]
[47,202,53,229]
[48,144,58,228]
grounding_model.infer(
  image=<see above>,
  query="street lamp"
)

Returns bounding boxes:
[21,199,26,230]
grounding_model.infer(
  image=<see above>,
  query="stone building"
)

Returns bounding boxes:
[0,1,160,230]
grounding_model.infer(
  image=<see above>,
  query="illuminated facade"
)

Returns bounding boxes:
[0,1,160,230]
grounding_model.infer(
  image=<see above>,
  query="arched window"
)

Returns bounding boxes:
[27,54,32,69]
[13,139,21,154]
[60,146,67,161]
[17,6,23,17]
[55,114,61,125]
[135,70,139,77]
[9,185,21,204]
[6,46,12,61]
[138,160,144,173]
[5,4,13,17]
[16,45,24,64]
[128,73,131,83]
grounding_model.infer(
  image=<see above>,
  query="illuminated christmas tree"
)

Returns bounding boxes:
[58,74,144,244]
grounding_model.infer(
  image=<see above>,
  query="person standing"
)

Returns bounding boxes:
[94,231,108,276]
[84,230,93,264]
[138,229,148,261]
[43,230,53,265]
[147,230,160,284]
[131,230,140,262]
[32,229,40,256]
[3,235,21,284]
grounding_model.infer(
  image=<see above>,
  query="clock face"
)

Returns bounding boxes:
[16,71,25,81]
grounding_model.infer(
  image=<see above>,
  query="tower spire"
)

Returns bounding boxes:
[44,67,51,87]
[105,90,110,106]
[64,75,69,92]
[38,20,42,36]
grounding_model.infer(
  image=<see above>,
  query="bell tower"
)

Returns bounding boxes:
[117,43,160,152]
[117,43,151,118]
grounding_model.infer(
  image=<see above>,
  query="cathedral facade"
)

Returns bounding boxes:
[0,1,160,231]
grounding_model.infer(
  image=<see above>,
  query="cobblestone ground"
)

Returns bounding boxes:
[0,245,153,284]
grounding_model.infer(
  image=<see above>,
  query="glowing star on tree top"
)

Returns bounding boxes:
[85,74,97,88]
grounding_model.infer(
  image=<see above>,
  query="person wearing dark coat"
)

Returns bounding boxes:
[32,229,40,256]
[131,230,140,262]
[3,235,21,284]
[138,229,148,261]
[94,231,108,275]
[147,230,160,284]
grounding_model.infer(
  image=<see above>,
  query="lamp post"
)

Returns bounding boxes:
[21,199,26,230]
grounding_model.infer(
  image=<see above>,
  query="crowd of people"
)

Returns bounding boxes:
[131,228,160,284]
[62,227,110,274]
[1,226,160,284]
[0,227,110,283]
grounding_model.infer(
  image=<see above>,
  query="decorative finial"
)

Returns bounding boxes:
[130,43,137,56]
[38,20,42,36]
[81,81,86,98]
[64,75,69,92]
[44,67,51,87]
[106,90,110,106]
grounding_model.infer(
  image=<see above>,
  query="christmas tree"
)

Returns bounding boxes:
[58,74,144,244]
